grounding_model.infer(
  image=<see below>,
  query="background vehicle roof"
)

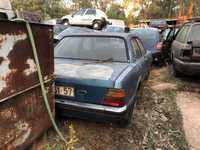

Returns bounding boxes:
[54,26,97,40]
[60,32,136,39]
[131,27,160,31]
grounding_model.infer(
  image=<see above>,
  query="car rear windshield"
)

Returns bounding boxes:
[55,36,128,62]
[131,29,160,51]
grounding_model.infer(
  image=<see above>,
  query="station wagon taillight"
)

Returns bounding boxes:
[156,42,163,51]
[102,89,126,107]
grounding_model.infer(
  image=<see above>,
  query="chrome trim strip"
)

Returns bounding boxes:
[56,99,128,114]
[174,58,200,66]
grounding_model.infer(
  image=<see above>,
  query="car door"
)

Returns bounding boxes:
[172,25,190,59]
[70,9,86,25]
[136,38,150,77]
[81,9,96,25]
[130,38,145,81]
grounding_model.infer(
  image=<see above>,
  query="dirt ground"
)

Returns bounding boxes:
[176,92,200,150]
[36,66,200,150]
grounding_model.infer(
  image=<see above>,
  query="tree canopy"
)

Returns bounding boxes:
[11,0,200,22]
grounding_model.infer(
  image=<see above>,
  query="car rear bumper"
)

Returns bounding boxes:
[174,58,200,75]
[56,99,128,122]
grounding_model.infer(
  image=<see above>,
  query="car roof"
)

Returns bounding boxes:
[131,27,160,31]
[106,25,125,28]
[54,26,97,40]
[184,22,200,26]
[61,32,136,39]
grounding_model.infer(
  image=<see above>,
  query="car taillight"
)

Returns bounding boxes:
[156,42,163,51]
[102,89,126,107]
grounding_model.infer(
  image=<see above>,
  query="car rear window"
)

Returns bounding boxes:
[189,24,200,41]
[55,36,127,62]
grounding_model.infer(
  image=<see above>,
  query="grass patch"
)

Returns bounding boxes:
[44,123,78,150]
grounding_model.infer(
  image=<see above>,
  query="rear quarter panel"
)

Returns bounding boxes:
[115,64,141,105]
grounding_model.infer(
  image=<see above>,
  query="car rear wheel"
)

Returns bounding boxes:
[93,21,102,30]
[63,19,69,25]
[117,96,139,128]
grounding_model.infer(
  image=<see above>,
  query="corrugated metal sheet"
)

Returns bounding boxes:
[0,20,54,149]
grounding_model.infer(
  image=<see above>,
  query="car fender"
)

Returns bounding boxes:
[114,64,142,105]
[61,15,71,22]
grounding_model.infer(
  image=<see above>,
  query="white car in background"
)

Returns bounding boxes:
[61,9,110,30]
[0,0,15,19]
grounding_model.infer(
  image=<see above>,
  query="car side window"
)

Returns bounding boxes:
[188,24,200,41]
[175,25,190,43]
[131,39,142,58]
[85,9,96,15]
[74,9,85,16]
[136,39,146,56]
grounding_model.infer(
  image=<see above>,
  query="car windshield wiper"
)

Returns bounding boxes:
[83,57,114,65]
[97,57,114,62]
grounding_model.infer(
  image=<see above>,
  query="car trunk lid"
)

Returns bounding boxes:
[55,59,129,105]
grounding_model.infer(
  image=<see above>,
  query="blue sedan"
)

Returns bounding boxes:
[54,33,152,127]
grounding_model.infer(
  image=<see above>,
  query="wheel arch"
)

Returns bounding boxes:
[0,13,8,20]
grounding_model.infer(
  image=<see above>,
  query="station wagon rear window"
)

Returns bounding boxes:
[189,24,200,41]
[55,36,128,62]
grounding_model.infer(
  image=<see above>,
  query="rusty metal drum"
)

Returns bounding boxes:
[0,20,54,149]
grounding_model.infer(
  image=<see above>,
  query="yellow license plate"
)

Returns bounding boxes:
[56,86,75,97]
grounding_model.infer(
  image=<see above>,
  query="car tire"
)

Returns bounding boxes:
[144,71,150,80]
[117,105,134,128]
[172,61,182,77]
[93,21,102,30]
[0,13,8,20]
[63,19,69,25]
[117,95,139,128]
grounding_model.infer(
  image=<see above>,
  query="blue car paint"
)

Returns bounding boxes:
[55,59,131,104]
[55,33,152,122]
[130,28,161,54]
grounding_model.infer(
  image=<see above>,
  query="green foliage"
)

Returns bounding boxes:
[107,4,126,20]
[193,0,200,16]
[138,0,200,19]
[11,0,69,19]
[72,0,93,9]
[11,0,200,23]
[138,0,180,19]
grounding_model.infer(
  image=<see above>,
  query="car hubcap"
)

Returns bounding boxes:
[94,23,99,29]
